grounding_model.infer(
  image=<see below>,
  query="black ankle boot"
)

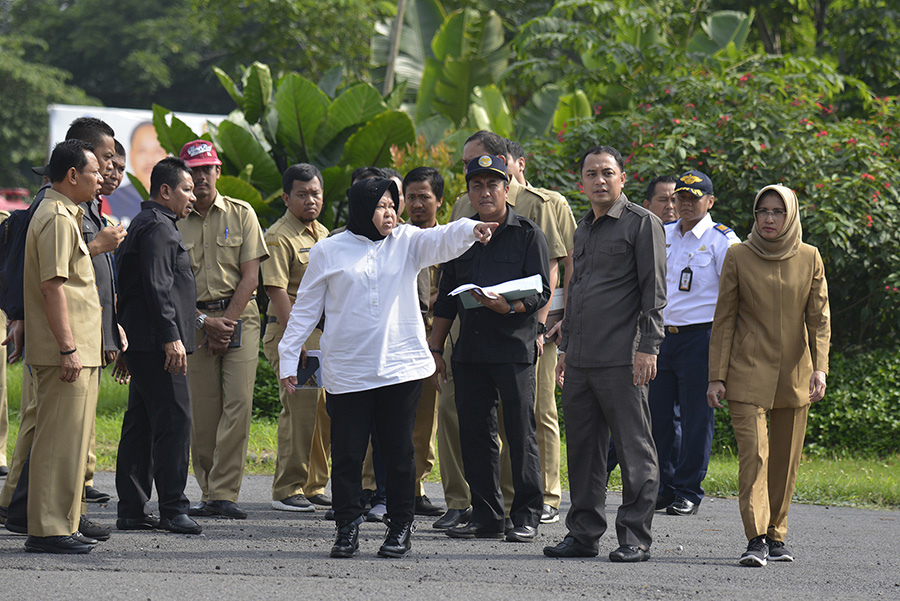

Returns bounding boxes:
[377,520,414,558]
[330,517,362,558]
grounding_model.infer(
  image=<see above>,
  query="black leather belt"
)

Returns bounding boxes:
[665,322,712,334]
[197,295,256,311]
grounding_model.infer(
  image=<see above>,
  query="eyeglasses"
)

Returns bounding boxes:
[754,209,787,218]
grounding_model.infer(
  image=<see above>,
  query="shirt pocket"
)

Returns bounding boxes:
[216,232,244,264]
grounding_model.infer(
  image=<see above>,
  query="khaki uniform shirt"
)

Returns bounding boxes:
[450,178,569,260]
[261,211,329,302]
[24,189,102,367]
[177,192,268,302]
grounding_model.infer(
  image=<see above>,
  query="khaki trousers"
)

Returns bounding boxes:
[263,323,330,501]
[413,377,439,496]
[0,364,36,508]
[436,321,470,509]
[729,400,809,542]
[189,305,260,502]
[28,365,99,537]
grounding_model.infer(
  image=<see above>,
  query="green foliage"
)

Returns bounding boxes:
[252,350,282,420]
[0,35,96,187]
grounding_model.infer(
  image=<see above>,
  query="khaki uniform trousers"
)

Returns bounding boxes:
[413,377,439,497]
[263,323,330,500]
[189,305,260,503]
[436,321,470,509]
[28,365,99,536]
[0,364,36,508]
[729,400,809,542]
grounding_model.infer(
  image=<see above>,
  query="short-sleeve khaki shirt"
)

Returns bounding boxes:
[24,189,102,367]
[450,178,569,260]
[177,192,268,302]
[261,210,329,302]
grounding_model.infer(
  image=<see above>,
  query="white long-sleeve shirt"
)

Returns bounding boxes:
[278,218,480,393]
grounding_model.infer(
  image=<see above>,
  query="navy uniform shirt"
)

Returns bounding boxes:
[116,201,197,353]
[434,205,551,364]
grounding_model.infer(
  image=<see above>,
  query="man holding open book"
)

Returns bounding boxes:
[431,155,551,544]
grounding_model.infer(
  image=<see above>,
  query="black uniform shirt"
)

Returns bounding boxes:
[434,205,551,364]
[82,199,121,352]
[116,201,196,353]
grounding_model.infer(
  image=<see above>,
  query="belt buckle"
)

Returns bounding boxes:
[667,326,679,334]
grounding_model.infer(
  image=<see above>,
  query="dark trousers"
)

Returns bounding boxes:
[562,365,658,550]
[453,362,542,529]
[607,403,681,487]
[116,351,192,519]
[649,328,714,505]
[327,380,421,525]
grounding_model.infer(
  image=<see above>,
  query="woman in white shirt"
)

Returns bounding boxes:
[279,177,496,559]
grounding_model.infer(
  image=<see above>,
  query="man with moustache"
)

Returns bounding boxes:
[262,163,332,513]
[115,157,202,535]
[544,145,666,562]
[21,139,105,553]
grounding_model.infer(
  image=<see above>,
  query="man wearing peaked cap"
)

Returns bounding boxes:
[651,170,740,517]
[177,140,269,520]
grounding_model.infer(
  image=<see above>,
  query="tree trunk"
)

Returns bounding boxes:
[383,0,408,96]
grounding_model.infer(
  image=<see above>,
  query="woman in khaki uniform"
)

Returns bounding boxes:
[707,184,830,568]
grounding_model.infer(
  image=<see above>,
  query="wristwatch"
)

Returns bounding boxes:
[537,321,547,335]
[196,313,207,330]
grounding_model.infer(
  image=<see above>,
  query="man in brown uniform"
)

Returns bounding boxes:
[23,139,104,553]
[262,163,332,512]
[177,140,268,519]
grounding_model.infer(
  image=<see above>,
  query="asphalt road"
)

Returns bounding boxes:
[1,471,898,600]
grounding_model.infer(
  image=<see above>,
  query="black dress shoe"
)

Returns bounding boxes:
[5,517,27,534]
[84,485,112,504]
[378,520,415,558]
[116,515,161,530]
[25,535,92,554]
[506,525,538,543]
[609,545,650,562]
[72,531,99,545]
[655,492,676,511]
[324,508,336,521]
[432,507,471,530]
[79,516,111,541]
[0,465,8,477]
[159,514,202,535]
[331,518,362,558]
[666,497,699,516]
[543,536,599,558]
[205,500,248,519]
[414,495,444,516]
[188,501,216,517]
[445,521,504,539]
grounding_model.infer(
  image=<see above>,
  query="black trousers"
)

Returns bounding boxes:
[453,361,542,529]
[115,351,192,519]
[327,380,421,525]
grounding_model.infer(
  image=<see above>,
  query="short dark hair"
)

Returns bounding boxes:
[506,140,525,161]
[114,139,126,158]
[381,167,402,181]
[351,166,386,184]
[150,157,191,198]
[465,130,507,156]
[48,139,95,183]
[644,175,677,201]
[403,167,444,200]
[578,145,625,173]
[282,163,323,193]
[65,117,115,147]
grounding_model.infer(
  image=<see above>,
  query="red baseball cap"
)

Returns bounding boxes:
[179,140,222,168]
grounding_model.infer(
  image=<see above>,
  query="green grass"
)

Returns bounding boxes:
[5,361,899,510]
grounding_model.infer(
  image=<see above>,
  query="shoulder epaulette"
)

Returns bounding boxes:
[713,223,734,236]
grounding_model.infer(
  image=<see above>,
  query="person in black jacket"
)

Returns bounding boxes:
[430,155,551,543]
[114,157,202,535]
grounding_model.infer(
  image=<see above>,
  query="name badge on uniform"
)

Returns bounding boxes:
[679,266,693,292]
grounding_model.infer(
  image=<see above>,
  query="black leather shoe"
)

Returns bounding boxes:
[72,531,99,545]
[205,500,248,519]
[0,465,8,477]
[79,516,111,541]
[116,515,161,530]
[432,507,471,530]
[5,518,27,534]
[330,518,362,558]
[445,521,504,539]
[414,495,444,516]
[666,497,699,516]
[506,525,538,543]
[159,514,202,535]
[188,501,216,516]
[25,535,92,554]
[84,485,112,504]
[655,492,676,511]
[378,520,415,558]
[543,536,599,558]
[609,545,650,562]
